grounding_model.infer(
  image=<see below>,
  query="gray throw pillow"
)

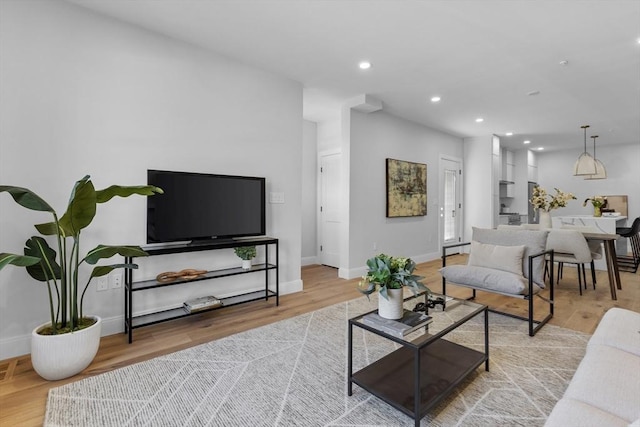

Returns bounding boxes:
[471,227,549,288]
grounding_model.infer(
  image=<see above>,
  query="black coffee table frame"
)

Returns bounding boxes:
[347,295,489,427]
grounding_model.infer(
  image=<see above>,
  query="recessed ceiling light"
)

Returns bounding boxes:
[505,132,513,136]
[559,60,569,66]
[358,61,371,70]
[475,118,484,123]
[430,96,441,103]
[537,147,544,151]
[527,90,540,96]
[523,140,531,144]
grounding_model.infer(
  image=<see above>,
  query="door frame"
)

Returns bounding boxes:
[439,155,464,252]
[317,148,342,268]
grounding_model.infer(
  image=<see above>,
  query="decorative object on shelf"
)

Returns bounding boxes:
[234,246,257,270]
[573,125,597,176]
[183,295,222,313]
[529,185,576,228]
[583,196,607,217]
[156,269,207,283]
[0,177,162,380]
[362,309,432,338]
[386,158,427,218]
[584,135,607,180]
[357,254,429,319]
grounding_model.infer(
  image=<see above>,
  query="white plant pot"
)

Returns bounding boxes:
[378,288,404,320]
[241,259,252,270]
[31,316,102,381]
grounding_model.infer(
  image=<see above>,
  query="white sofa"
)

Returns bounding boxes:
[545,308,640,427]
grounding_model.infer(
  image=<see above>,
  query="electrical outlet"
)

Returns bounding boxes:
[96,276,108,292]
[111,272,122,289]
[373,242,377,250]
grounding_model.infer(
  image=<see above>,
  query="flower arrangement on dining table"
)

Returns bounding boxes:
[529,186,576,212]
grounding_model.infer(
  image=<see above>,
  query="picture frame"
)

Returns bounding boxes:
[386,158,427,217]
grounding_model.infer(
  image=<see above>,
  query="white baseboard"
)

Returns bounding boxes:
[0,279,304,360]
[301,256,318,266]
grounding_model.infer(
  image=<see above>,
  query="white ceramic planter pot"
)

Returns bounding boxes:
[241,259,252,270]
[31,316,102,381]
[378,288,404,319]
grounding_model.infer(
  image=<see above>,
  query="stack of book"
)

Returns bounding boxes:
[362,309,432,338]
[183,296,222,313]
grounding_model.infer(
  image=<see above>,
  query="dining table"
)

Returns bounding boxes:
[582,232,622,300]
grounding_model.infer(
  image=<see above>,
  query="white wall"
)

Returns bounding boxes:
[301,120,317,264]
[346,110,464,277]
[536,143,640,222]
[463,136,495,240]
[0,0,303,359]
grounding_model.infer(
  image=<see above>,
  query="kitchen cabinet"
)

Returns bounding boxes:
[527,150,538,182]
[500,149,515,197]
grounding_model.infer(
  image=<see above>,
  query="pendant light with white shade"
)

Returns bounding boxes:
[573,125,597,176]
[584,135,607,180]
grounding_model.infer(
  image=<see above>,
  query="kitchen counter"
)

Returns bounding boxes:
[552,215,627,234]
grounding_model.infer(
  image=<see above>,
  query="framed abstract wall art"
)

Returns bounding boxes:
[386,158,427,217]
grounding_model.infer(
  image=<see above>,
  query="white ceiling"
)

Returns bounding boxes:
[68,0,640,151]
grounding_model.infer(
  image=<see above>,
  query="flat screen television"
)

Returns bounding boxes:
[147,170,266,244]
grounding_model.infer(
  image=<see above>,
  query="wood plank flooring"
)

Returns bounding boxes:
[1,257,638,426]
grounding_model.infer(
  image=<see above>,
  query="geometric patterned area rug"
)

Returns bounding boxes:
[45,296,589,427]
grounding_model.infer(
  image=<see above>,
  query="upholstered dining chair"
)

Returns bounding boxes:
[560,225,603,289]
[545,229,593,295]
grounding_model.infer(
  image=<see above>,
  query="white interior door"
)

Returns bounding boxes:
[442,158,462,247]
[319,152,341,267]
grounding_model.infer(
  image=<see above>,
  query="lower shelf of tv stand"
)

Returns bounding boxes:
[128,289,277,329]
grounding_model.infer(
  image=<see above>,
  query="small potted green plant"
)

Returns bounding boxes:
[357,254,429,319]
[234,246,257,270]
[0,176,162,380]
[583,196,607,217]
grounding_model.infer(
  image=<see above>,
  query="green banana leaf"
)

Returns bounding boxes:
[0,253,41,270]
[58,177,97,236]
[24,237,61,282]
[0,186,55,212]
[96,185,163,203]
[34,221,62,236]
[90,263,138,278]
[84,245,148,265]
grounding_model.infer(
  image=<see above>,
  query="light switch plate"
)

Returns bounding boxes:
[269,192,285,204]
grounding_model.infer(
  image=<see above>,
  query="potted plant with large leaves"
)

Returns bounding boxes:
[357,254,429,319]
[0,176,162,380]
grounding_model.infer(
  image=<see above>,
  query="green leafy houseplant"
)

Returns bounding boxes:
[234,246,257,260]
[0,176,163,335]
[357,253,429,300]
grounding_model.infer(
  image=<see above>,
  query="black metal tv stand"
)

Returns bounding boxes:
[124,236,278,343]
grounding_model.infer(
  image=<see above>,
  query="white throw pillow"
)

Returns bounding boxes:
[468,241,525,276]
